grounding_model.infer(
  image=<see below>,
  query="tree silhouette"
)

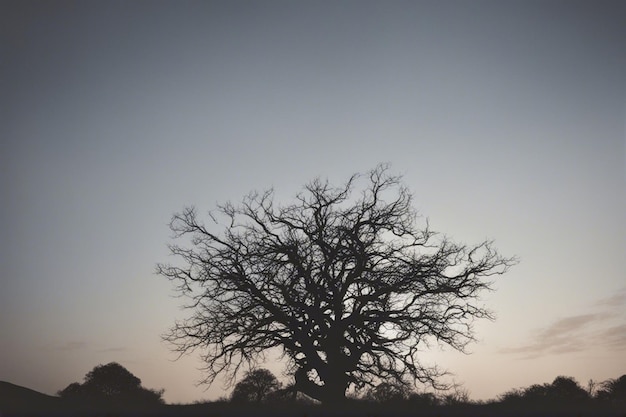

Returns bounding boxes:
[548,376,589,403]
[230,369,281,403]
[157,164,516,403]
[58,362,164,408]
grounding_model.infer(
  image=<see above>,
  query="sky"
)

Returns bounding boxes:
[1,0,625,405]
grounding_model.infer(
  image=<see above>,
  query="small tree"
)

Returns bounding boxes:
[230,369,281,403]
[158,165,516,403]
[58,362,164,408]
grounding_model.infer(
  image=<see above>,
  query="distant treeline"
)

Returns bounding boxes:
[2,364,625,417]
[217,368,625,416]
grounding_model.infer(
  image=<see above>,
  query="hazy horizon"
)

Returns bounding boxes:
[2,0,625,404]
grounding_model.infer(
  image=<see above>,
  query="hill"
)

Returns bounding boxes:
[0,381,63,413]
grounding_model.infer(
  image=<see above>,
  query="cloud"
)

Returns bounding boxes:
[595,288,626,307]
[500,314,608,358]
[50,342,128,353]
[599,324,626,350]
[97,346,128,353]
[54,341,88,351]
[501,290,626,359]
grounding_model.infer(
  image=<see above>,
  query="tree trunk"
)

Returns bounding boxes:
[294,367,348,405]
[320,382,348,405]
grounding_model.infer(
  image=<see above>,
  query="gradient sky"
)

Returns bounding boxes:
[1,0,625,404]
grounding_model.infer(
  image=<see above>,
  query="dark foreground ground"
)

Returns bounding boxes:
[1,383,624,417]
[2,401,626,417]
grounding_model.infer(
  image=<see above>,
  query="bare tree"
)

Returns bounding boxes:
[157,164,516,404]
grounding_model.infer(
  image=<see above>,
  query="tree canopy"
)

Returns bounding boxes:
[157,165,516,403]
